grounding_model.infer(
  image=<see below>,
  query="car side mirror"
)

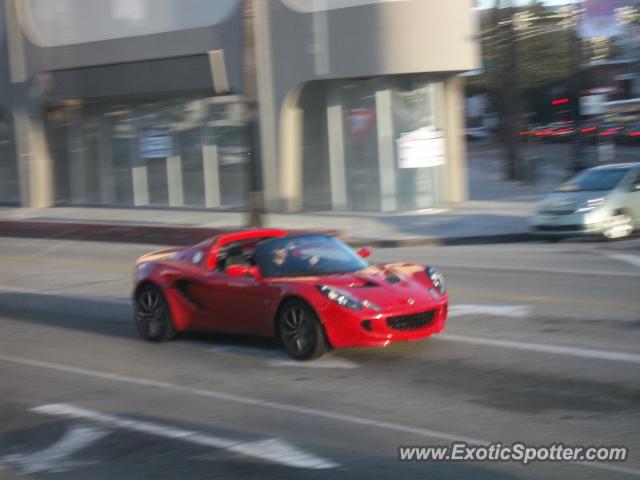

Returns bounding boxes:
[357,246,372,258]
[226,265,262,280]
[632,183,640,192]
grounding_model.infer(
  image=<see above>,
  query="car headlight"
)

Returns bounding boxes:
[316,285,381,312]
[575,197,605,213]
[427,267,446,294]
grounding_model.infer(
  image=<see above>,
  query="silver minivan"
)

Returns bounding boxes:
[530,163,640,239]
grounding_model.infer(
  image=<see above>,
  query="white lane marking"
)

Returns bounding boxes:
[448,305,530,319]
[33,404,338,470]
[1,425,107,474]
[0,353,484,444]
[207,344,360,369]
[268,358,359,369]
[1,355,638,477]
[0,286,130,306]
[603,252,640,270]
[438,334,640,364]
[208,344,280,359]
[440,263,640,278]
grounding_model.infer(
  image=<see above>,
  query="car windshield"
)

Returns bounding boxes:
[556,168,630,193]
[254,235,368,277]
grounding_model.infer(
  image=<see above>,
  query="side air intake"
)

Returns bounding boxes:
[174,280,203,309]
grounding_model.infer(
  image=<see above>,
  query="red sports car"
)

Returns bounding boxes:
[133,229,448,359]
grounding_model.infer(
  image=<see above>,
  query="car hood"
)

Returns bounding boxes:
[136,247,182,265]
[538,190,609,213]
[279,264,440,313]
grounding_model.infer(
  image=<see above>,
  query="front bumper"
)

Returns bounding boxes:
[319,299,448,349]
[529,209,611,236]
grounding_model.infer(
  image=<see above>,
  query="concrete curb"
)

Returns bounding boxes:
[0,220,534,248]
[0,220,226,245]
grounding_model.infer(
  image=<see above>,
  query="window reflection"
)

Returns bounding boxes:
[46,96,249,209]
[0,109,19,205]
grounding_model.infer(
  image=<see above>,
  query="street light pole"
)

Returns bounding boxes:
[568,7,586,174]
[501,0,521,181]
[242,0,263,227]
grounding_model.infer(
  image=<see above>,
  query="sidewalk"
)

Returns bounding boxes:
[0,201,534,247]
[0,148,564,247]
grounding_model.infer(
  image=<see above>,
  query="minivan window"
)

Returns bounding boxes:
[556,168,631,193]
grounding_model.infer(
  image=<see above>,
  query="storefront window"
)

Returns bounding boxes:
[207,99,250,208]
[0,109,19,204]
[392,78,441,211]
[300,81,331,210]
[110,112,136,206]
[46,95,249,209]
[341,79,381,211]
[300,75,444,212]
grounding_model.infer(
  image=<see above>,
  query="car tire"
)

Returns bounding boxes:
[602,211,634,240]
[134,284,177,342]
[277,299,328,360]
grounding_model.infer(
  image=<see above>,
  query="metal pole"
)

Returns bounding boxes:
[569,7,586,174]
[242,0,264,227]
[501,1,521,181]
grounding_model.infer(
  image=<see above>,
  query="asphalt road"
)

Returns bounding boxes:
[0,235,639,479]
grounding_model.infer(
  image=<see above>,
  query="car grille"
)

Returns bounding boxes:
[540,209,576,216]
[387,310,435,331]
[535,225,584,232]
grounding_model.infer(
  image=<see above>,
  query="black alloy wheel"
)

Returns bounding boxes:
[277,299,328,360]
[135,284,176,342]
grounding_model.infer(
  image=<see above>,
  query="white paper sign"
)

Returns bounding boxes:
[396,127,446,169]
[580,95,606,116]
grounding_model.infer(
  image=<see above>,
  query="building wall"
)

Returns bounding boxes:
[261,0,479,210]
[19,0,238,47]
[269,0,478,83]
[2,0,479,212]
[15,0,244,92]
[295,75,449,212]
[4,0,246,209]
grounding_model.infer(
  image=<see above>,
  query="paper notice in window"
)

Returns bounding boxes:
[396,127,446,169]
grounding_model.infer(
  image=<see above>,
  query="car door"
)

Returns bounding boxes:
[176,269,231,332]
[627,170,640,227]
[187,268,280,336]
[213,272,281,336]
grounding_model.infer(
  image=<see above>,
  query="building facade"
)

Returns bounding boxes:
[0,0,479,212]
